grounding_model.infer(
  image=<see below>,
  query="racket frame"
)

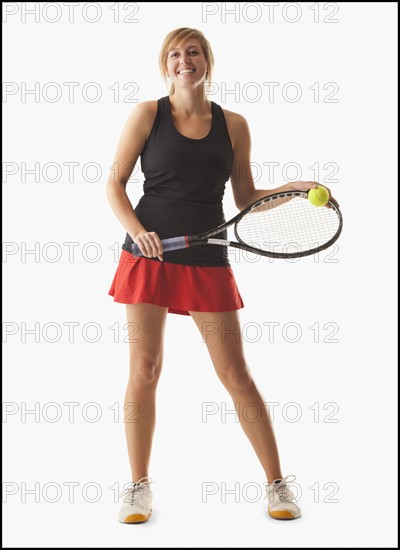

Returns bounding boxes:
[188,190,343,259]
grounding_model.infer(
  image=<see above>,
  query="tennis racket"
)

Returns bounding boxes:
[131,190,343,260]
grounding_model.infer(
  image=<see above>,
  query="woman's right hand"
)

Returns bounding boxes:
[133,230,164,261]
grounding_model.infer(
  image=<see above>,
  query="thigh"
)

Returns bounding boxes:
[189,309,246,370]
[126,303,168,364]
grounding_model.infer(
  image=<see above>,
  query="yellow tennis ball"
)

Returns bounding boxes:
[308,185,330,207]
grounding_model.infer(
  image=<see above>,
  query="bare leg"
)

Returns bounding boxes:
[189,309,283,483]
[124,303,168,482]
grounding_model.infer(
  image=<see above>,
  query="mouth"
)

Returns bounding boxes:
[177,69,196,75]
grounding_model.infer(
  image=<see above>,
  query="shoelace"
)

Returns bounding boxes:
[265,474,297,502]
[120,476,153,505]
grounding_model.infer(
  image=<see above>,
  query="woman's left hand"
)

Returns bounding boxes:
[292,181,340,209]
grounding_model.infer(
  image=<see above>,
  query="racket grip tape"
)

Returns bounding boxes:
[131,236,189,257]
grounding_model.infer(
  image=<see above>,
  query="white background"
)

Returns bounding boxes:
[3,2,397,547]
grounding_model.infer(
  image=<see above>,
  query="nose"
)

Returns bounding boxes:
[180,52,191,65]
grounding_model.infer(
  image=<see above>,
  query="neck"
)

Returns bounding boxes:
[169,87,210,115]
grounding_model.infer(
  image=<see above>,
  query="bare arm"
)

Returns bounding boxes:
[106,101,164,260]
[224,111,335,211]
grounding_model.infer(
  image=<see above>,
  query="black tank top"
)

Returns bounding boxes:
[122,96,234,266]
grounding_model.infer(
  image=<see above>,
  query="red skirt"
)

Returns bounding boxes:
[108,249,244,316]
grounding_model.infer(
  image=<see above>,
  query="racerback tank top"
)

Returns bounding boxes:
[122,96,234,266]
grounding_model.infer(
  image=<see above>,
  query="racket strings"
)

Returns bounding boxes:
[235,196,340,254]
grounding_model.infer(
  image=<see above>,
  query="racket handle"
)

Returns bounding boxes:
[131,236,189,257]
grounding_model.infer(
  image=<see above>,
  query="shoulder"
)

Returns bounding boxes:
[220,108,250,151]
[221,108,248,126]
[126,100,159,140]
[134,99,159,114]
[131,100,159,121]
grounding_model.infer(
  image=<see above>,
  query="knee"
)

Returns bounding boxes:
[129,357,162,387]
[218,362,253,392]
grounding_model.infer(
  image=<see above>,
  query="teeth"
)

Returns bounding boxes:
[179,69,195,74]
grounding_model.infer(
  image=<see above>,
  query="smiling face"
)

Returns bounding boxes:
[165,39,208,92]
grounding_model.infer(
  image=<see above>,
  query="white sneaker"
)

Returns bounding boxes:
[118,477,153,523]
[265,474,301,520]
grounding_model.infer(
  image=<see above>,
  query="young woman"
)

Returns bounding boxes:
[107,27,334,523]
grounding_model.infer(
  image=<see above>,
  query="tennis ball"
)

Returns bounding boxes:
[308,185,330,207]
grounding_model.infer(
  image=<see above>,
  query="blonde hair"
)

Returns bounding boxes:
[159,27,214,96]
